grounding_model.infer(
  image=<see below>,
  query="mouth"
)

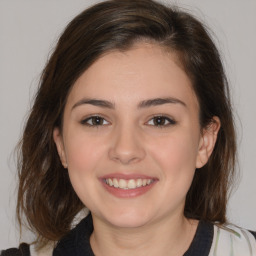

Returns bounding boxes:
[103,178,154,190]
[100,174,157,198]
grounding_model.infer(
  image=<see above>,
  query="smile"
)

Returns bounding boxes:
[100,174,158,198]
[104,178,153,190]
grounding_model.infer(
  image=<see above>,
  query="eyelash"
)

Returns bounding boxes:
[80,115,110,126]
[80,115,176,128]
[146,115,176,127]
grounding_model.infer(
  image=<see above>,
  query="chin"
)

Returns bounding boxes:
[98,207,154,229]
[109,216,149,229]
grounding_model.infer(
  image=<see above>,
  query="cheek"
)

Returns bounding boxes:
[64,132,105,177]
[149,132,200,208]
[63,134,106,205]
[151,134,199,171]
[147,130,200,195]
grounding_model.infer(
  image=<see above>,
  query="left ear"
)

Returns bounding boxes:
[53,127,68,169]
[196,116,221,168]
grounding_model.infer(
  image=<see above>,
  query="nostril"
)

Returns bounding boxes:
[108,146,146,164]
[108,128,146,164]
[109,153,141,165]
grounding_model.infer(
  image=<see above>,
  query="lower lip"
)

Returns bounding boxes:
[100,180,157,198]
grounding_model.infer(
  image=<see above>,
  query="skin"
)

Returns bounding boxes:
[53,42,220,256]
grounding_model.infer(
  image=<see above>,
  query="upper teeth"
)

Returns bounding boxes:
[105,178,153,189]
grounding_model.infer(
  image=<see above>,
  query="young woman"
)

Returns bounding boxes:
[1,0,256,255]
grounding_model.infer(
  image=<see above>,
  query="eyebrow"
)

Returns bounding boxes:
[72,99,115,110]
[138,97,186,108]
[72,97,186,110]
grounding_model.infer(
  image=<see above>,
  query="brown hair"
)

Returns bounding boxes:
[17,0,236,247]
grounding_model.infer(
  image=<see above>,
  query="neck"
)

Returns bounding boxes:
[90,213,198,256]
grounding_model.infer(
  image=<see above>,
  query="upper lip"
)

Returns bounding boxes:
[100,173,158,180]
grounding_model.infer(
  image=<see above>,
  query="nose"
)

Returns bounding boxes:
[108,124,146,165]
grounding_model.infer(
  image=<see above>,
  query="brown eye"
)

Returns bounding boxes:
[81,116,109,126]
[147,116,176,127]
[91,116,104,125]
[153,117,166,125]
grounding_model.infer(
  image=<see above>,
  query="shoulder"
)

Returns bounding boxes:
[53,213,94,256]
[1,243,54,256]
[209,223,256,255]
[1,243,30,256]
[1,211,90,256]
[250,230,256,240]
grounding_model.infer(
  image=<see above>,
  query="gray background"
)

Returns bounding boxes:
[1,0,255,248]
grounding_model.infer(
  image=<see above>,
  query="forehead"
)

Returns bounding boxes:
[66,42,198,110]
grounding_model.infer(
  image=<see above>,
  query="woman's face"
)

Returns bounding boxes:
[54,43,217,228]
